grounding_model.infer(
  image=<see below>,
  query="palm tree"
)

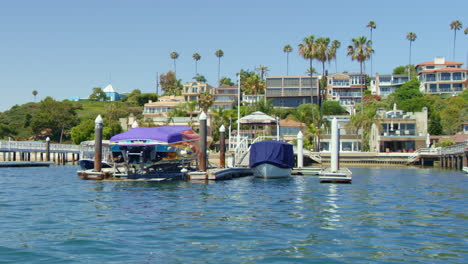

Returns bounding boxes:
[244,74,266,103]
[299,35,317,107]
[366,21,377,76]
[450,20,463,60]
[192,53,201,75]
[255,65,269,80]
[215,49,224,84]
[32,90,38,102]
[330,40,341,73]
[315,37,340,106]
[198,92,214,113]
[283,44,293,75]
[170,51,179,76]
[347,36,373,114]
[406,32,417,79]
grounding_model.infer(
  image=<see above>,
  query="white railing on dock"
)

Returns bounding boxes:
[440,143,467,155]
[407,147,441,163]
[0,140,80,153]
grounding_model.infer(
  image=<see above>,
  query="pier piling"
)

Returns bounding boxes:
[199,112,207,172]
[219,124,225,169]
[93,115,103,172]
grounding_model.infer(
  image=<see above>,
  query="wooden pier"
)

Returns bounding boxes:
[0,140,81,165]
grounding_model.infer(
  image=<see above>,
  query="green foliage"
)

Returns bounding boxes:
[0,103,38,140]
[89,87,109,101]
[321,100,346,115]
[392,78,423,112]
[103,121,123,140]
[198,92,214,112]
[219,77,234,86]
[392,65,416,78]
[124,90,158,106]
[440,139,456,147]
[160,71,182,96]
[30,97,79,141]
[246,98,275,115]
[193,74,207,83]
[71,119,94,144]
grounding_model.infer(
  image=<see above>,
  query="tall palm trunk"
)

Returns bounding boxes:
[217,58,221,84]
[286,53,289,75]
[195,61,198,75]
[359,61,365,151]
[453,30,457,60]
[173,59,177,76]
[409,41,412,79]
[370,29,373,77]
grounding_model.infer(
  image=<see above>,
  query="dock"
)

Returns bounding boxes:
[77,167,254,181]
[0,161,54,167]
[292,167,321,175]
[319,167,352,183]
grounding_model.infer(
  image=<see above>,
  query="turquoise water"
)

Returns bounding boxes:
[0,166,466,263]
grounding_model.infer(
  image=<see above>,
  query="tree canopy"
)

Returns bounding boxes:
[160,71,182,96]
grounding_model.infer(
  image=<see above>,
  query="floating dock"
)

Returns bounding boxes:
[319,168,352,183]
[0,161,54,167]
[77,167,254,181]
[292,167,321,175]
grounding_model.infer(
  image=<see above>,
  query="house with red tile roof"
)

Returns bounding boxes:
[416,57,467,95]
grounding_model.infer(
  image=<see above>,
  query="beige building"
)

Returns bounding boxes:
[370,106,428,152]
[142,96,185,118]
[182,82,214,102]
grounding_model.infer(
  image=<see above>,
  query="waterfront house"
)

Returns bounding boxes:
[416,57,467,95]
[326,72,366,112]
[320,115,362,152]
[212,86,238,110]
[265,76,319,107]
[279,119,307,142]
[369,106,428,152]
[370,73,409,98]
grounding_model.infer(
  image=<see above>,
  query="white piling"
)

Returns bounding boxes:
[331,117,339,172]
[297,131,303,168]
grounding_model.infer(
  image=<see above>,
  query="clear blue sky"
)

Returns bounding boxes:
[0,0,467,111]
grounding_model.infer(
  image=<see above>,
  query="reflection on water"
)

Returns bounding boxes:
[0,166,466,263]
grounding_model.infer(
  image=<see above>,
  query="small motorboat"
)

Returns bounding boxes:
[463,167,468,174]
[249,140,294,178]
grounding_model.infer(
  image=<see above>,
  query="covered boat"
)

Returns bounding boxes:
[249,140,294,178]
[109,126,199,179]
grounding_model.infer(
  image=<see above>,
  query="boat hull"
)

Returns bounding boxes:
[252,163,291,178]
[79,159,112,170]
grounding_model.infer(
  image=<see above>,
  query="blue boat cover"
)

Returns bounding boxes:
[249,141,294,169]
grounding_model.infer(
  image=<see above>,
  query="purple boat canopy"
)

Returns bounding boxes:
[110,126,199,146]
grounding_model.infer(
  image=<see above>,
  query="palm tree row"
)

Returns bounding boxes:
[168,50,225,84]
[298,35,341,107]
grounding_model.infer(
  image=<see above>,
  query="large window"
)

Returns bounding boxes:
[333,79,350,86]
[284,78,300,87]
[429,84,437,93]
[266,78,282,87]
[439,84,451,92]
[440,72,451,81]
[453,72,462,80]
[379,76,391,83]
[426,74,436,81]
[452,83,462,91]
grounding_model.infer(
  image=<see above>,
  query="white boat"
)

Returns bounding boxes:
[249,140,294,178]
[252,163,292,178]
[463,167,468,174]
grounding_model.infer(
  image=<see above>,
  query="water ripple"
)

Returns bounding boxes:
[0,166,466,263]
